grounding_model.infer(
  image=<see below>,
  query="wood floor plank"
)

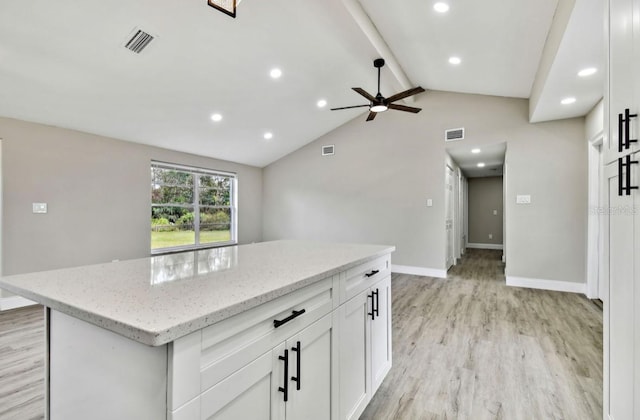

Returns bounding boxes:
[0,305,45,420]
[361,249,602,420]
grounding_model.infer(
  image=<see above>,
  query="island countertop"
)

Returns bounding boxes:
[0,240,394,346]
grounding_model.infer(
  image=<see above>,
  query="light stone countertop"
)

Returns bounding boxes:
[0,240,394,346]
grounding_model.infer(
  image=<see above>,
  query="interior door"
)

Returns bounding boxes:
[445,165,455,270]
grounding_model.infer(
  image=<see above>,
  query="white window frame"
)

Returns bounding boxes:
[151,161,237,254]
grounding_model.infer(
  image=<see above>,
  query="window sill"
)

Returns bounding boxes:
[150,241,238,257]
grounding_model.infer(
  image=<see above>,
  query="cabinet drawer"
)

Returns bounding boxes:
[168,276,335,411]
[339,255,391,304]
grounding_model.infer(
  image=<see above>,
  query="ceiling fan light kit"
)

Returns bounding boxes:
[331,58,425,121]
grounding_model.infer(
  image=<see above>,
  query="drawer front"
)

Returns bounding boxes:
[340,255,391,304]
[168,275,335,411]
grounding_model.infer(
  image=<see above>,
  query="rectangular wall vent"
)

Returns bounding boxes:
[445,128,465,142]
[322,145,335,156]
[124,29,155,54]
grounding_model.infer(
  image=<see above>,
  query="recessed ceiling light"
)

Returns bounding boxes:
[449,56,461,65]
[210,113,222,122]
[471,148,481,154]
[561,97,576,105]
[477,162,485,168]
[578,67,597,77]
[264,132,273,140]
[434,2,450,13]
[270,68,282,79]
[317,99,327,108]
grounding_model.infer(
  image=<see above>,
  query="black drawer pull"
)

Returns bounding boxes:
[365,270,379,278]
[374,288,380,317]
[624,108,638,150]
[619,112,625,152]
[367,293,375,320]
[291,341,301,390]
[619,155,639,196]
[274,309,306,328]
[278,349,289,401]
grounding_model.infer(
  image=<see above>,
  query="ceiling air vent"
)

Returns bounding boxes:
[445,128,465,142]
[322,145,335,156]
[124,29,155,54]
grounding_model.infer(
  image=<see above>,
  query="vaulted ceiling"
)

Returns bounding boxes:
[0,0,603,167]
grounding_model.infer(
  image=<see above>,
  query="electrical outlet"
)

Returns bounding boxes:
[489,234,493,239]
[493,209,498,215]
[426,199,433,207]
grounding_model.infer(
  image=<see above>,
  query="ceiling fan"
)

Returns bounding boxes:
[331,58,425,121]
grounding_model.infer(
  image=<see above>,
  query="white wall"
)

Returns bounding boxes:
[263,91,587,284]
[1,117,263,277]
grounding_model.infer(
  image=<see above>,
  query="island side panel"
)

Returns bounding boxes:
[48,310,167,420]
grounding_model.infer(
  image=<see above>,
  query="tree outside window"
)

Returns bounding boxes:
[151,162,237,252]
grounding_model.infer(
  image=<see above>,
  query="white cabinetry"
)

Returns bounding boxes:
[337,255,392,420]
[606,0,639,164]
[168,253,392,420]
[606,0,640,415]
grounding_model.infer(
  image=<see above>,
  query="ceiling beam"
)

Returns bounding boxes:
[340,0,416,102]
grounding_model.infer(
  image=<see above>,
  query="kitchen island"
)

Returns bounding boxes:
[0,240,394,420]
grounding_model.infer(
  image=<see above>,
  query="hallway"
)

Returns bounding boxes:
[361,249,602,419]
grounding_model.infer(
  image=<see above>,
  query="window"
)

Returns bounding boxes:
[151,161,237,253]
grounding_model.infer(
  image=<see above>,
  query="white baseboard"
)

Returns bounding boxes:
[506,276,586,294]
[392,264,447,279]
[0,295,37,311]
[467,243,504,250]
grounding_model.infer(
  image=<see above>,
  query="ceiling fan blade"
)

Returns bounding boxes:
[366,111,377,121]
[386,86,425,103]
[330,104,370,111]
[388,103,422,113]
[352,87,376,102]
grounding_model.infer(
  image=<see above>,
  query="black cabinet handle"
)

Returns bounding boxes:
[374,288,380,317]
[619,155,639,196]
[291,341,301,391]
[274,309,306,328]
[367,293,375,320]
[365,270,379,278]
[278,349,289,402]
[625,108,638,150]
[619,112,625,152]
[619,157,624,196]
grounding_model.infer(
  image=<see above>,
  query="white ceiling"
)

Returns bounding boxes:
[447,142,506,178]
[0,0,603,167]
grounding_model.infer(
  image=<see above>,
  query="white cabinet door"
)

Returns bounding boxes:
[286,314,333,420]
[370,275,392,394]
[197,346,285,420]
[337,291,371,420]
[604,161,636,419]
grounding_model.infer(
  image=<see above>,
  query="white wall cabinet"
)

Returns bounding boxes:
[337,274,392,420]
[603,158,637,419]
[605,0,639,164]
[606,0,640,416]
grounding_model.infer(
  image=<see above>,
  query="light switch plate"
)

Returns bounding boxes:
[493,209,498,215]
[427,199,433,207]
[33,203,47,214]
[516,195,531,204]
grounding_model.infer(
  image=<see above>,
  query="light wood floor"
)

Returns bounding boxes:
[0,249,602,420]
[362,249,603,420]
[0,305,44,420]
